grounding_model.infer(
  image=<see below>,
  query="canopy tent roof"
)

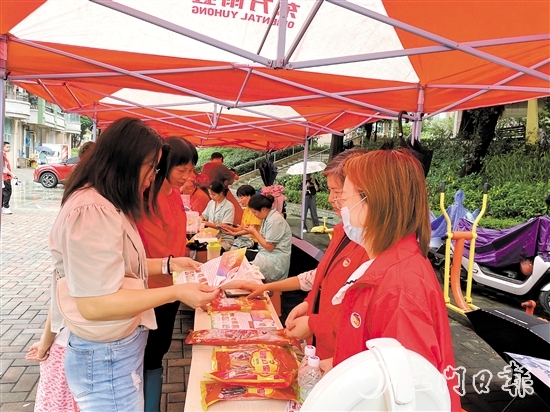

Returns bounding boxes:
[1,0,549,149]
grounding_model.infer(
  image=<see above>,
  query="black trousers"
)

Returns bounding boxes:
[304,194,319,228]
[143,300,181,370]
[2,179,12,208]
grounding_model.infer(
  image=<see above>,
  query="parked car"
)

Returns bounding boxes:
[33,156,79,188]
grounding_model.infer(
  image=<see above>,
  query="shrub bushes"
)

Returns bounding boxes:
[199,136,550,228]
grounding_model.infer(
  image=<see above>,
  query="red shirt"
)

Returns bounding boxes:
[137,189,187,288]
[3,153,11,181]
[333,235,461,411]
[305,223,370,360]
[190,187,210,214]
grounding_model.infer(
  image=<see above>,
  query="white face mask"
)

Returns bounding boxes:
[341,196,366,245]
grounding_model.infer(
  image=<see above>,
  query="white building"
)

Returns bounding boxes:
[3,82,81,169]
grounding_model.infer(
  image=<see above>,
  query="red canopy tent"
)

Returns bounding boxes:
[1,1,548,234]
[1,0,548,149]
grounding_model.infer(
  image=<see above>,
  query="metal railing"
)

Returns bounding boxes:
[5,91,29,102]
[243,146,331,186]
[233,145,304,174]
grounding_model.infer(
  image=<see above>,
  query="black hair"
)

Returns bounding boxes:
[144,136,198,216]
[211,152,224,161]
[62,117,164,221]
[4,141,10,146]
[236,185,256,197]
[209,180,228,196]
[164,137,198,177]
[248,194,274,211]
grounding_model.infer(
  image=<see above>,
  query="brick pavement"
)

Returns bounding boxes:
[1,168,549,411]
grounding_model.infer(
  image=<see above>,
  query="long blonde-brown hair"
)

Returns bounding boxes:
[343,149,431,257]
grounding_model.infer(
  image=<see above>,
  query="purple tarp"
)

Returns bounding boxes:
[456,216,550,267]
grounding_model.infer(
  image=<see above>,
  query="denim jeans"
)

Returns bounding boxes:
[65,326,148,412]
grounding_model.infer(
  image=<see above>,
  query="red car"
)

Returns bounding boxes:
[33,157,79,188]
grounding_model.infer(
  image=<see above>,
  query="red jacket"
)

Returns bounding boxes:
[137,189,188,288]
[305,223,370,360]
[333,235,461,411]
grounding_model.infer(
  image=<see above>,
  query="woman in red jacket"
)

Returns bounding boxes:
[329,149,461,411]
[137,136,198,411]
[284,149,370,360]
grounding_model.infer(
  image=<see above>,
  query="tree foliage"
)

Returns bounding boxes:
[458,105,505,177]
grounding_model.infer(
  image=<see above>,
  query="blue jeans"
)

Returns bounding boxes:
[65,326,148,412]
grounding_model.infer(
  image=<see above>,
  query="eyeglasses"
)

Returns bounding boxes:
[143,159,160,176]
[334,193,366,209]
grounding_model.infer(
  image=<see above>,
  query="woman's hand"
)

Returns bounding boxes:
[171,257,201,273]
[243,225,258,235]
[285,316,312,340]
[319,357,334,376]
[175,283,220,308]
[219,280,267,298]
[25,341,52,362]
[244,282,269,298]
[220,224,236,234]
[285,301,308,325]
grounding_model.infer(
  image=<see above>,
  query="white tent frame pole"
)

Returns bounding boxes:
[0,35,6,225]
[10,38,235,108]
[235,85,417,107]
[287,34,549,70]
[237,106,342,135]
[275,0,288,68]
[92,102,97,141]
[247,69,403,117]
[425,58,550,119]
[9,65,236,81]
[326,0,549,83]
[12,69,417,108]
[12,67,414,124]
[234,69,253,106]
[90,0,274,67]
[346,110,394,121]
[36,80,65,111]
[300,139,309,239]
[257,1,280,54]
[66,83,214,132]
[284,0,324,64]
[62,84,96,121]
[307,112,347,138]
[64,85,342,137]
[427,85,549,94]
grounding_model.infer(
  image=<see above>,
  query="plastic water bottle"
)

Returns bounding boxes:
[298,345,316,381]
[298,355,322,404]
[206,240,222,261]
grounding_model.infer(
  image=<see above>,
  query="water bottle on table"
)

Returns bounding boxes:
[206,240,222,261]
[298,345,316,380]
[298,355,322,404]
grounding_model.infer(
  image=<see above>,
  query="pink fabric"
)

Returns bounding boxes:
[261,185,286,214]
[35,343,79,412]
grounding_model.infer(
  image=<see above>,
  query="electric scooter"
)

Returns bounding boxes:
[456,215,550,317]
[429,186,550,317]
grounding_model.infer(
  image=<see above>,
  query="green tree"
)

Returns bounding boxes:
[458,105,505,177]
[80,117,93,142]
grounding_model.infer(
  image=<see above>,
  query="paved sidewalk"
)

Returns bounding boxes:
[1,168,549,411]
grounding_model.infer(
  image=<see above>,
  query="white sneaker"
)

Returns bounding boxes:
[2,208,13,214]
[302,228,308,233]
